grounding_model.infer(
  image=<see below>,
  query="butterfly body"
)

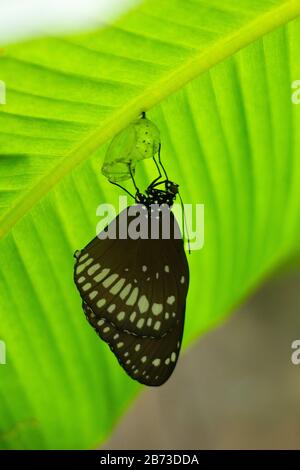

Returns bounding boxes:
[136,180,179,207]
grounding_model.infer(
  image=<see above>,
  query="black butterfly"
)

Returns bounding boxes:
[74,120,189,386]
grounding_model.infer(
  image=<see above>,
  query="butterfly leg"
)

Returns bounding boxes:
[157,143,168,180]
[128,163,140,194]
[148,154,163,188]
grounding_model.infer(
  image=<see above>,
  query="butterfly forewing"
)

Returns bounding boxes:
[74,205,189,386]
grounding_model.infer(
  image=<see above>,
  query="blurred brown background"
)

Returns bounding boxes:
[104,271,300,450]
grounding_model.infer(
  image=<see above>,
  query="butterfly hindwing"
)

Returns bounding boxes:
[83,302,185,387]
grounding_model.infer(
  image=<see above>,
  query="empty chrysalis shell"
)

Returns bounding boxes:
[101,117,160,182]
[133,117,160,161]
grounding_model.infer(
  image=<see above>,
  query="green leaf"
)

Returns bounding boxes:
[1,0,300,449]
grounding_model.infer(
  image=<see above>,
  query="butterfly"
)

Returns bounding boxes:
[74,115,189,386]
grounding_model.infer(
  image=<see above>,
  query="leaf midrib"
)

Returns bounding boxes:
[1,0,300,240]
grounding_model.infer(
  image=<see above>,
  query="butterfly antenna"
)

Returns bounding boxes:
[109,180,136,200]
[158,143,169,180]
[178,190,191,255]
[128,163,140,194]
[149,154,163,187]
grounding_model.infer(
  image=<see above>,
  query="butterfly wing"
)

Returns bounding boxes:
[83,302,185,386]
[74,205,189,386]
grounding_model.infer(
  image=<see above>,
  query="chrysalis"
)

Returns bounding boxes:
[101,114,160,182]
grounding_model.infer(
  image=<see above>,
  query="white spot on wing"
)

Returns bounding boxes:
[87,263,101,276]
[103,273,118,288]
[126,287,139,306]
[79,253,88,262]
[94,268,110,283]
[117,311,125,321]
[167,295,175,305]
[120,283,132,300]
[82,283,92,291]
[138,295,149,314]
[109,278,125,295]
[171,352,176,362]
[89,291,98,300]
[152,358,161,367]
[76,257,94,274]
[152,303,163,316]
[130,312,137,322]
[136,318,145,329]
